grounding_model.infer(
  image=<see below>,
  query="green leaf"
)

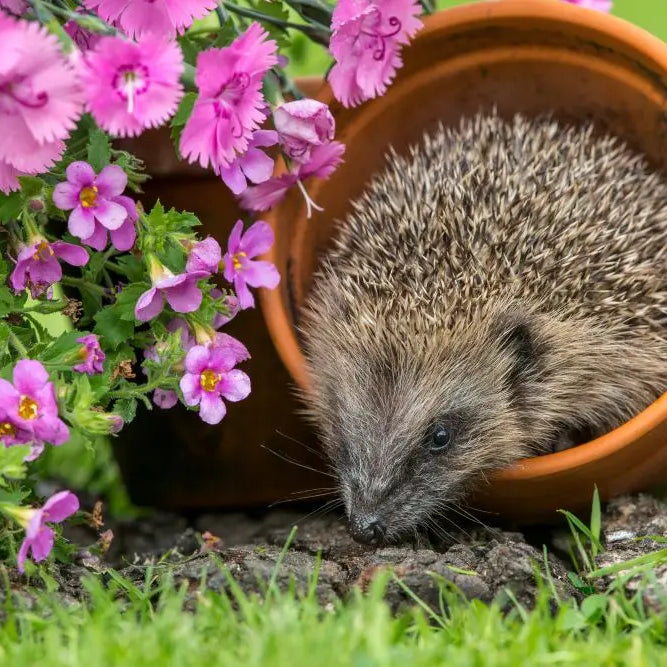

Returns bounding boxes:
[42,330,88,363]
[170,92,197,159]
[580,594,608,622]
[590,486,601,552]
[93,307,136,348]
[18,175,46,200]
[111,254,145,283]
[115,397,138,424]
[0,446,30,484]
[113,283,148,322]
[87,128,112,172]
[171,92,198,128]
[0,191,23,222]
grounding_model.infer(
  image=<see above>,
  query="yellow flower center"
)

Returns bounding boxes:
[18,395,38,420]
[77,346,90,360]
[79,185,99,209]
[0,421,16,438]
[232,251,247,271]
[33,240,54,261]
[200,369,221,392]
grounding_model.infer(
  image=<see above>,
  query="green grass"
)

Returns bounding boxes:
[3,494,667,667]
[2,558,667,666]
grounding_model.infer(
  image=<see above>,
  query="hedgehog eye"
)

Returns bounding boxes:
[430,427,452,453]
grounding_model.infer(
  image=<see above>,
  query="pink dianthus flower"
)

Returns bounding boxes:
[80,34,184,137]
[563,0,612,11]
[180,23,278,175]
[84,0,217,39]
[328,0,422,108]
[0,14,83,191]
[240,141,345,216]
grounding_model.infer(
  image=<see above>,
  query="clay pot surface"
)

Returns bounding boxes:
[260,0,667,522]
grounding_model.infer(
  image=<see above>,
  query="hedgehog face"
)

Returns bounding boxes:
[312,321,535,545]
[306,309,542,545]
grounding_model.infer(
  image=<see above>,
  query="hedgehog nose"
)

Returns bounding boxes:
[349,516,386,545]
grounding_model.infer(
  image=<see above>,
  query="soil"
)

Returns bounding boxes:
[3,494,667,614]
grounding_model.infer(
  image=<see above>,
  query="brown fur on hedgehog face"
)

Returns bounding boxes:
[308,311,533,544]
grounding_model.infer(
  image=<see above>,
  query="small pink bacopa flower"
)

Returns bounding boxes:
[0,13,83,192]
[185,237,222,275]
[222,220,280,310]
[135,256,208,321]
[10,239,89,299]
[73,334,106,375]
[180,22,278,175]
[220,130,278,196]
[84,0,217,39]
[80,34,184,137]
[328,0,422,108]
[180,344,251,424]
[53,161,135,245]
[0,360,69,449]
[13,491,79,573]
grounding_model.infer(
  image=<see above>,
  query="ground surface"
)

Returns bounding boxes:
[4,493,666,611]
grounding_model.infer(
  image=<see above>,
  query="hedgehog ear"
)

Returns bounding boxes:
[493,312,540,399]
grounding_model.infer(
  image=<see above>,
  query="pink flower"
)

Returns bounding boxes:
[213,332,250,364]
[0,160,20,194]
[142,318,194,409]
[0,406,32,448]
[80,34,183,137]
[0,14,83,188]
[10,239,89,299]
[73,334,105,375]
[222,220,279,310]
[64,15,102,52]
[16,491,79,573]
[564,0,612,11]
[83,0,217,39]
[240,141,345,215]
[185,237,222,275]
[0,360,69,448]
[135,257,208,321]
[274,100,335,163]
[0,0,26,16]
[79,194,138,252]
[211,288,240,328]
[220,130,278,196]
[180,23,278,174]
[180,344,250,424]
[53,161,133,242]
[329,0,422,108]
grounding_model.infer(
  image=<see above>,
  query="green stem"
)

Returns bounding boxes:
[108,377,176,400]
[223,2,330,42]
[61,276,106,295]
[587,548,667,579]
[8,331,29,358]
[419,0,435,14]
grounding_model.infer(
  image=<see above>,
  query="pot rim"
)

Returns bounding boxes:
[259,0,667,482]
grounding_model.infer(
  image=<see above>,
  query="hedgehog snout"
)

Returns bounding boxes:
[348,513,387,545]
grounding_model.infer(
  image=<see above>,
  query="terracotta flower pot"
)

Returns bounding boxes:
[260,0,667,522]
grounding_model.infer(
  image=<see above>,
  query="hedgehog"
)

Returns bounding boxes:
[300,113,667,546]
